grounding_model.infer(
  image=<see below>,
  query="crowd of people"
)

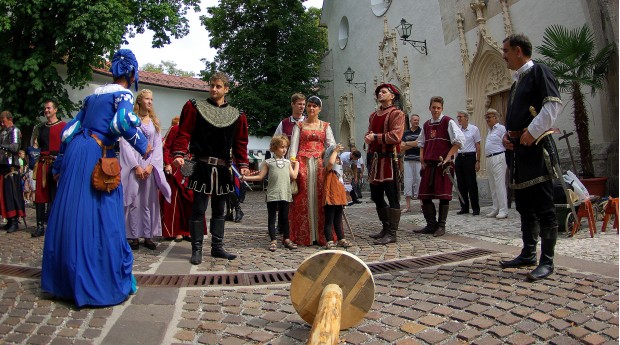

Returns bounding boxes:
[0,32,562,307]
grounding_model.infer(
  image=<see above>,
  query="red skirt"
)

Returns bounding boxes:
[418,161,454,200]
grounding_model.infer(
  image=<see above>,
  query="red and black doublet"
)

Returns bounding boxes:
[418,116,455,200]
[173,98,249,196]
[34,120,66,203]
[366,105,405,184]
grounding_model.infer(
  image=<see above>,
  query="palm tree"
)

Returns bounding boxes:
[536,24,614,178]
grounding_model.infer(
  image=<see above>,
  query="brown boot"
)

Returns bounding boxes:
[433,204,450,237]
[369,207,390,239]
[414,203,436,234]
[374,208,400,245]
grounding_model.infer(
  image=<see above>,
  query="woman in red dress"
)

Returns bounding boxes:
[288,96,336,246]
[161,117,196,241]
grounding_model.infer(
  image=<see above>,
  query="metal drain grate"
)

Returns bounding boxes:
[0,248,496,287]
[0,264,41,279]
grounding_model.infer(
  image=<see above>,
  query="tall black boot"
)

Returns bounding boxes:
[210,219,237,260]
[369,207,389,239]
[6,217,18,233]
[233,205,244,223]
[31,221,45,238]
[414,203,437,234]
[32,203,46,237]
[189,220,204,265]
[434,204,450,237]
[528,227,557,281]
[374,208,400,245]
[3,218,13,231]
[499,222,539,268]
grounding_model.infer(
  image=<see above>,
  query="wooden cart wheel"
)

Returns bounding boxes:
[290,250,375,330]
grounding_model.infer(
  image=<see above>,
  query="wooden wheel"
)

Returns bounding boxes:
[290,250,375,330]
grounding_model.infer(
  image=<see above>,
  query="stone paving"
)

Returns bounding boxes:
[0,191,617,344]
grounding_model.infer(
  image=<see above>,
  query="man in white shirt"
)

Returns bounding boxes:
[454,110,481,216]
[340,150,362,204]
[484,108,508,219]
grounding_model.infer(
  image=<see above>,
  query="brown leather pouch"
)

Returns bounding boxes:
[90,134,121,192]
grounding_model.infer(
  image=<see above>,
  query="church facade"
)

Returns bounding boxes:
[317,0,618,195]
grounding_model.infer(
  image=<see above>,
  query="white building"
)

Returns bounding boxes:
[318,0,618,195]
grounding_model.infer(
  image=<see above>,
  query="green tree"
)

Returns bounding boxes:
[536,24,614,178]
[202,0,327,136]
[0,0,200,126]
[143,61,196,77]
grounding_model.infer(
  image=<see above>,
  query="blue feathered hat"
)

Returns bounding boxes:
[110,49,139,91]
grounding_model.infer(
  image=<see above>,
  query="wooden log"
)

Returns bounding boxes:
[306,284,343,345]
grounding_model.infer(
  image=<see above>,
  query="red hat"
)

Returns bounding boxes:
[375,83,401,98]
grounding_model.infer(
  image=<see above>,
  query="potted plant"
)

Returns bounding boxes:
[536,24,614,196]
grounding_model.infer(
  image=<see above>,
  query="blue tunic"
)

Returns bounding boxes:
[42,84,148,307]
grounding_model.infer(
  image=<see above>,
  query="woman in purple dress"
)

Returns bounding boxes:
[120,89,170,250]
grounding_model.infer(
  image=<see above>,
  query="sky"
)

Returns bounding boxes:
[124,0,324,75]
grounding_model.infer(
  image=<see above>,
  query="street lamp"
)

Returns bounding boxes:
[396,18,428,55]
[344,67,366,93]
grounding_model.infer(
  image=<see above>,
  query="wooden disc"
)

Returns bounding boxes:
[290,250,375,330]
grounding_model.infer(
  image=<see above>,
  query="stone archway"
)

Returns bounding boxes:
[466,37,512,174]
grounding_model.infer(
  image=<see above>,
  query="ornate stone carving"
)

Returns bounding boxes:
[470,0,502,52]
[339,92,356,145]
[376,17,412,114]
[484,61,513,95]
[457,12,471,77]
[500,0,513,37]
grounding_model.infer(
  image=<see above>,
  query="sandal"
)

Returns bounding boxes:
[337,239,352,248]
[174,235,183,242]
[269,240,277,252]
[283,239,297,250]
[401,208,410,213]
[325,241,336,249]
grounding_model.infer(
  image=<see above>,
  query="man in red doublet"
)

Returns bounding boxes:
[365,84,405,245]
[31,100,66,237]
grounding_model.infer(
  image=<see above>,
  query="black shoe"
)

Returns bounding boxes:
[233,209,244,223]
[211,248,237,260]
[527,264,554,281]
[456,210,469,215]
[433,227,445,237]
[128,239,139,250]
[413,226,435,234]
[225,213,233,221]
[3,219,13,231]
[6,220,18,233]
[472,210,480,216]
[31,226,45,238]
[499,256,537,269]
[143,239,157,250]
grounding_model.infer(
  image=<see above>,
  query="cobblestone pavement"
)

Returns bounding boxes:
[0,191,617,344]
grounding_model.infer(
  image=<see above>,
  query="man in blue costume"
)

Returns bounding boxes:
[42,49,152,307]
[499,33,562,281]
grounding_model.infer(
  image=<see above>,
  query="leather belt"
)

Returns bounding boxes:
[486,151,505,158]
[458,152,476,157]
[199,156,227,166]
[507,130,524,139]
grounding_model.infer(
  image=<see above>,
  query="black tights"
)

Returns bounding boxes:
[323,205,344,242]
[267,201,289,241]
[370,180,399,209]
[422,199,450,206]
